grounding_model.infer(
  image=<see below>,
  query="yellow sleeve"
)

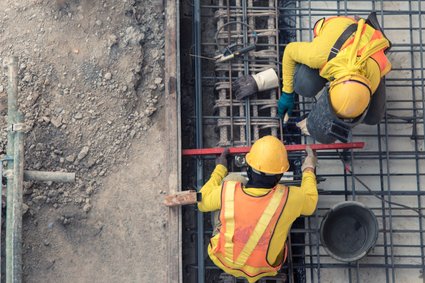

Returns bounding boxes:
[299,171,318,215]
[197,164,228,212]
[282,41,328,93]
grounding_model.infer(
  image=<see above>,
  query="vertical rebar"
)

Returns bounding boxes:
[241,0,252,146]
[193,0,205,282]
[415,0,425,277]
[5,56,23,283]
[375,5,392,282]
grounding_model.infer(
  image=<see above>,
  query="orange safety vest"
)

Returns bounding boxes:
[315,17,391,78]
[209,181,289,281]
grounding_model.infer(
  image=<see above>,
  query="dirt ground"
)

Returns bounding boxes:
[0,0,169,282]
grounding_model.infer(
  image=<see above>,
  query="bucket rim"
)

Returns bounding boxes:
[320,201,379,262]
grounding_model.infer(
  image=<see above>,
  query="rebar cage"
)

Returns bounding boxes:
[181,0,425,282]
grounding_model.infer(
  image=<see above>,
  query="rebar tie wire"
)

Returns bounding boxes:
[337,150,425,220]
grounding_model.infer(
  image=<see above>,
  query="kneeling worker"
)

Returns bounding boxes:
[233,13,392,143]
[198,136,318,282]
[278,13,392,143]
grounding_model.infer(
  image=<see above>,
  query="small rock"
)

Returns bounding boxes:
[83,203,92,213]
[24,181,33,191]
[154,77,162,85]
[65,154,76,162]
[76,146,90,162]
[22,203,29,215]
[50,117,62,128]
[108,34,118,47]
[74,112,83,120]
[151,49,159,59]
[104,72,112,80]
[23,74,32,82]
[86,186,94,196]
[130,130,136,138]
[43,239,50,246]
[95,19,102,26]
[35,143,44,151]
[86,158,97,168]
[47,190,58,197]
[32,195,46,204]
[124,26,145,46]
[61,216,71,225]
[0,85,4,93]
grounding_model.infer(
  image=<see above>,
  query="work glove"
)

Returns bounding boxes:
[301,146,317,172]
[215,148,229,168]
[296,118,310,136]
[233,68,279,100]
[277,92,295,118]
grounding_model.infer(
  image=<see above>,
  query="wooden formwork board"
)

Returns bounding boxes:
[165,0,182,282]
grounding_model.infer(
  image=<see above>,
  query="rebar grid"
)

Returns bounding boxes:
[183,0,425,282]
[214,0,280,147]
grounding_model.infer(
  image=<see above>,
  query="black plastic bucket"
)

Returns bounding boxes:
[320,201,379,262]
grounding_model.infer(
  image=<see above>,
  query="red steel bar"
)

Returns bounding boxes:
[182,142,365,156]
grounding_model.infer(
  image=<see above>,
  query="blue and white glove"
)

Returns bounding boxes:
[277,91,295,118]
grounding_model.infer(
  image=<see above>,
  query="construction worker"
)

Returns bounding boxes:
[277,12,392,143]
[198,136,318,282]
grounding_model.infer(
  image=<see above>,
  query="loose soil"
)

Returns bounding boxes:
[0,0,168,282]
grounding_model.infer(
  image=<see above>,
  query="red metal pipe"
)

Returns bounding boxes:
[182,142,365,156]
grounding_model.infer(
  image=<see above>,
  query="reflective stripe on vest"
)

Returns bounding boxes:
[320,18,391,79]
[214,181,289,277]
[223,181,235,261]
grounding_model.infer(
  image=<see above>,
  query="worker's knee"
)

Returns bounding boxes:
[294,64,327,97]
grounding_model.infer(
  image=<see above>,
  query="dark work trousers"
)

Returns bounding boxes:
[293,64,386,125]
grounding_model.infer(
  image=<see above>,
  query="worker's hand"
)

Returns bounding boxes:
[277,92,295,118]
[233,69,279,100]
[296,118,310,136]
[233,74,258,100]
[215,148,229,168]
[301,146,317,172]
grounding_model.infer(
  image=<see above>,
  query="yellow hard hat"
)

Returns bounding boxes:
[329,75,372,119]
[245,136,289,174]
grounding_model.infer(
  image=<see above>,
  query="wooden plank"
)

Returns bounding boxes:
[164,190,198,207]
[164,0,182,282]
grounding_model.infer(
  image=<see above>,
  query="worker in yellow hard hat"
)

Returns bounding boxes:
[277,12,392,143]
[198,136,318,282]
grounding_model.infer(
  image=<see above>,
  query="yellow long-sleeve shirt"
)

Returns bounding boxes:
[282,17,381,94]
[198,164,318,267]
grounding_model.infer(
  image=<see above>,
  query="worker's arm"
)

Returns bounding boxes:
[300,168,318,216]
[282,42,326,93]
[197,164,228,212]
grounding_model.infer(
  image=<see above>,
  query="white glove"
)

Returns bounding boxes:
[252,68,279,92]
[301,146,317,171]
[296,118,310,136]
[233,68,279,100]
